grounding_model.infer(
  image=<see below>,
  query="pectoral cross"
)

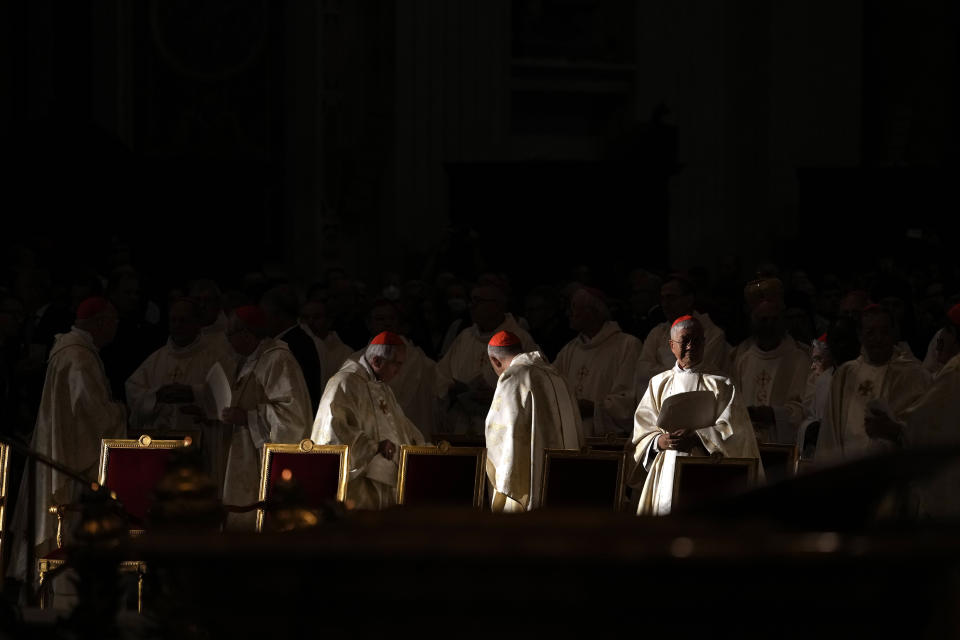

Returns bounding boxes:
[379,398,389,415]
[576,365,589,394]
[755,370,771,404]
[857,380,875,398]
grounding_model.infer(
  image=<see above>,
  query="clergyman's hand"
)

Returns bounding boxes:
[657,431,682,451]
[672,429,701,453]
[378,439,397,460]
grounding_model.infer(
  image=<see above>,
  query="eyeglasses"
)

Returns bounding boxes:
[669,336,704,348]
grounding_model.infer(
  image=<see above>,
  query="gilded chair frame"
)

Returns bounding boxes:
[0,443,9,571]
[540,448,626,510]
[39,435,187,612]
[671,456,759,509]
[396,443,487,509]
[757,442,800,477]
[256,440,348,531]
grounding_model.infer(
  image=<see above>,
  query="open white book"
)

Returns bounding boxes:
[656,390,717,431]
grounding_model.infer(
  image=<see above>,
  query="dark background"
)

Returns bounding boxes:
[1,0,958,290]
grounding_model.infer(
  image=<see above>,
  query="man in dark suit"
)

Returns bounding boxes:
[260,285,324,414]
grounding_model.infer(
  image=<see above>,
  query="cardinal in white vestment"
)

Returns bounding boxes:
[7,298,127,580]
[817,305,930,462]
[732,301,811,444]
[484,331,582,512]
[347,300,450,442]
[311,331,426,510]
[634,276,730,392]
[437,284,539,435]
[628,316,762,516]
[219,306,313,528]
[553,288,642,437]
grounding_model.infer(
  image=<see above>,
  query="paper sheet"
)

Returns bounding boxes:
[656,390,717,431]
[206,362,232,417]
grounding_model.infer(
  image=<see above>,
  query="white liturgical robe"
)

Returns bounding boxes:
[635,312,729,390]
[223,338,312,528]
[553,321,642,437]
[349,337,450,442]
[311,357,426,510]
[125,333,236,433]
[903,353,960,519]
[732,338,811,444]
[7,328,127,579]
[437,313,539,434]
[628,364,762,516]
[817,354,929,462]
[484,351,582,512]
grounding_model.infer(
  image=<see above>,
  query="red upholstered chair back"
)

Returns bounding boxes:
[264,451,345,506]
[672,456,758,511]
[99,435,189,525]
[541,449,626,510]
[257,441,348,531]
[397,445,486,508]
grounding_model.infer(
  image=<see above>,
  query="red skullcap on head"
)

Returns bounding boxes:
[76,297,110,320]
[370,331,404,346]
[948,303,960,327]
[489,330,520,347]
[233,305,267,330]
[671,314,694,328]
[818,333,828,343]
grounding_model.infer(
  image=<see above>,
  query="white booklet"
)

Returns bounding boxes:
[205,362,232,418]
[656,390,717,431]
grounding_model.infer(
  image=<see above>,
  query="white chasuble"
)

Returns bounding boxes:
[311,358,426,510]
[7,328,127,580]
[348,337,450,442]
[437,313,539,434]
[732,339,810,444]
[628,364,762,516]
[125,333,237,433]
[818,354,929,462]
[223,338,313,528]
[484,352,582,512]
[553,321,642,437]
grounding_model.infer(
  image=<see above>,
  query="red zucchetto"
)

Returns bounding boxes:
[370,331,404,346]
[488,330,520,347]
[671,314,694,328]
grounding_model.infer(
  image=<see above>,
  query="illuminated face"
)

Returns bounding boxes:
[669,325,704,369]
[372,346,406,383]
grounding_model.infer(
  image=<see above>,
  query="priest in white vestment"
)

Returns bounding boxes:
[634,275,730,392]
[817,305,930,462]
[348,300,450,441]
[311,331,426,510]
[299,298,354,391]
[628,316,762,516]
[553,288,642,436]
[7,297,127,580]
[437,284,539,434]
[219,306,313,528]
[484,331,582,512]
[732,302,811,444]
[125,298,236,434]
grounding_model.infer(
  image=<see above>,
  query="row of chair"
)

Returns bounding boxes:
[0,435,799,610]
